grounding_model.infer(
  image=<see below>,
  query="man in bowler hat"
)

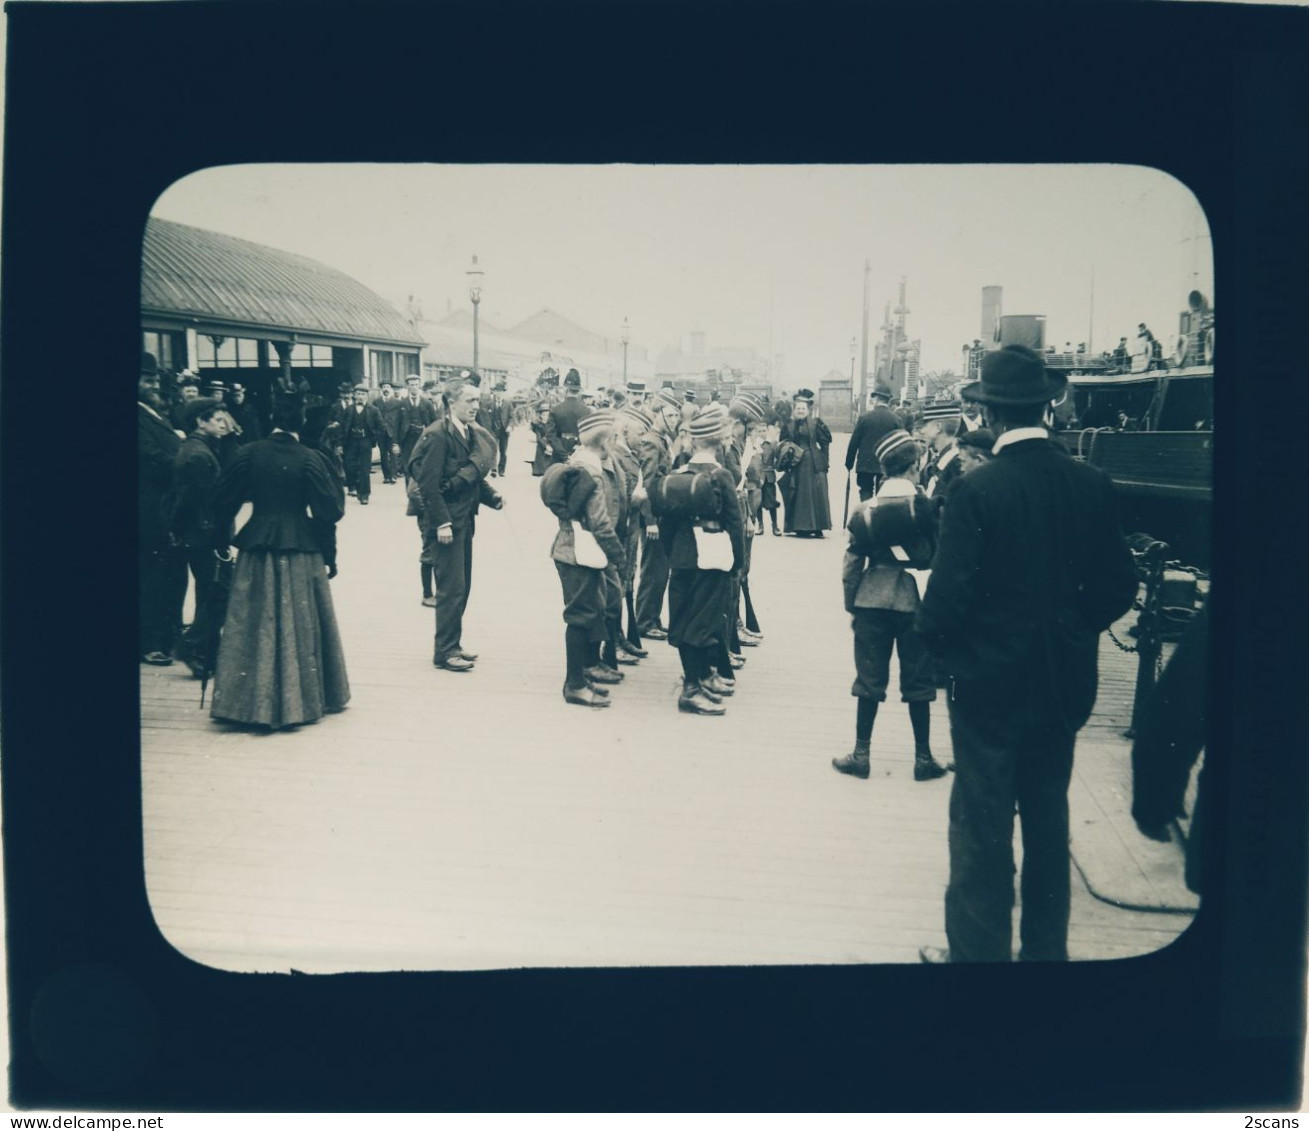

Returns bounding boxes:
[916,344,1137,964]
[845,384,902,501]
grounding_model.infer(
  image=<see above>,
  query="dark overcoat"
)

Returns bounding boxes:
[139,403,182,547]
[916,435,1138,731]
[845,405,902,475]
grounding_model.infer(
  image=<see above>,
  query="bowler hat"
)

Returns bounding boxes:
[870,385,892,402]
[140,352,159,377]
[961,345,1066,406]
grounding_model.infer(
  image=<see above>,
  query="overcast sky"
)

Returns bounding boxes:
[153,164,1212,380]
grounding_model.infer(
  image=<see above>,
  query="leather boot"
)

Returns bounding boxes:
[701,673,735,697]
[564,683,610,708]
[832,744,871,779]
[679,681,726,715]
[914,750,949,781]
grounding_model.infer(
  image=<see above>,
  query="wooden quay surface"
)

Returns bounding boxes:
[141,430,1196,974]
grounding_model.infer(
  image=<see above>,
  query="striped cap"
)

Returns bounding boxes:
[921,400,962,421]
[690,403,728,439]
[728,392,767,423]
[578,409,616,440]
[654,388,682,412]
[874,429,916,464]
[622,404,654,429]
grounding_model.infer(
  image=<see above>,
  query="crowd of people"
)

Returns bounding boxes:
[140,342,1149,965]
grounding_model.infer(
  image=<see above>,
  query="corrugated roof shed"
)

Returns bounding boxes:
[141,217,425,347]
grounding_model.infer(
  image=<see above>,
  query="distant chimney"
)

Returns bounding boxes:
[982,286,1003,343]
[690,330,706,356]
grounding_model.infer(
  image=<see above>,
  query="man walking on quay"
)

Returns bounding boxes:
[633,386,682,640]
[375,381,403,483]
[398,373,437,480]
[845,384,901,502]
[342,384,385,504]
[412,376,504,673]
[916,345,1138,964]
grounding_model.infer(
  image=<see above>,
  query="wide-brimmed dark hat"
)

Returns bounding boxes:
[961,345,1067,406]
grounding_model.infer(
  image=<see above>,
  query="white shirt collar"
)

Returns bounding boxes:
[992,426,1049,454]
[689,451,721,468]
[450,415,468,437]
[876,476,917,499]
[571,446,603,472]
[138,401,166,424]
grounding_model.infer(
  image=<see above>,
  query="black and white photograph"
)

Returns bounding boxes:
[137,163,1214,974]
[5,0,1307,1115]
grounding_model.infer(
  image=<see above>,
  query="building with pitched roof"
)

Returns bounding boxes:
[140,217,426,404]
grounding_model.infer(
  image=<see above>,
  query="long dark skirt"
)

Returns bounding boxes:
[667,567,732,650]
[210,549,350,729]
[780,462,832,533]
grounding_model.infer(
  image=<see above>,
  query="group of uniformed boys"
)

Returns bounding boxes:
[539,377,773,714]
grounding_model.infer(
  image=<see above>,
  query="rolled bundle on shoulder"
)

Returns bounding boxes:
[540,463,597,520]
[652,467,722,522]
[846,494,934,566]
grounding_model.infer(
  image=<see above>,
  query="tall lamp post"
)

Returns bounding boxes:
[621,316,631,385]
[466,254,484,372]
[849,336,857,382]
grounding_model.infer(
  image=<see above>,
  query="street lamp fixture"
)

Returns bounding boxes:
[621,316,631,385]
[849,336,857,383]
[466,254,484,372]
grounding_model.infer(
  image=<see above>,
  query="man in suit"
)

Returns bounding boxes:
[544,369,589,467]
[476,378,514,477]
[845,385,902,501]
[341,384,385,504]
[397,373,437,480]
[633,386,682,639]
[320,381,354,486]
[138,353,188,666]
[412,377,504,672]
[374,381,403,483]
[916,345,1138,964]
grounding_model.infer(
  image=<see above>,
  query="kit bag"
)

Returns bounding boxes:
[653,467,721,522]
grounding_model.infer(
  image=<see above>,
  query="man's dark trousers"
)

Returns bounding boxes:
[139,538,187,656]
[635,531,670,632]
[496,430,509,476]
[345,443,372,501]
[944,682,1076,962]
[379,441,395,482]
[433,517,474,663]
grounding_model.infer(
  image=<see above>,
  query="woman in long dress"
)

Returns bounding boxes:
[209,399,350,730]
[777,388,832,537]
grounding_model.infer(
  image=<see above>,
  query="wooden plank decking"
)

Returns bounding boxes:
[141,432,1195,973]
